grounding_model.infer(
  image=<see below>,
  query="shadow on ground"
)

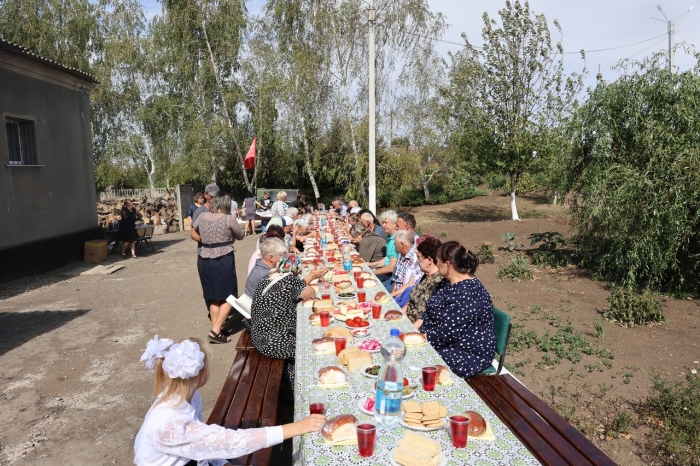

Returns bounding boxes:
[0,309,90,356]
[433,205,511,223]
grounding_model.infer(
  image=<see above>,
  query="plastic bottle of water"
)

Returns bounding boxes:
[342,248,353,272]
[374,329,406,429]
[320,235,327,250]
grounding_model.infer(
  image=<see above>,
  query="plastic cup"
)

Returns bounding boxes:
[356,421,377,458]
[398,332,405,342]
[334,337,347,356]
[319,311,330,328]
[422,366,437,391]
[321,293,331,300]
[353,271,362,281]
[313,257,320,267]
[356,276,365,288]
[357,291,366,303]
[371,303,382,319]
[449,415,470,448]
[309,388,326,415]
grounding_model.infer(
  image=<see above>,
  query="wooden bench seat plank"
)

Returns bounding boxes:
[481,376,594,466]
[223,349,262,430]
[468,377,571,466]
[236,331,251,350]
[501,375,617,466]
[249,358,285,466]
[207,350,249,426]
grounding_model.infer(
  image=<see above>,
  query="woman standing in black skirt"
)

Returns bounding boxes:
[191,192,245,343]
[119,198,143,258]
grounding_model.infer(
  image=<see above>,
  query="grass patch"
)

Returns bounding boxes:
[604,286,667,326]
[640,371,700,465]
[497,255,533,281]
[475,241,495,264]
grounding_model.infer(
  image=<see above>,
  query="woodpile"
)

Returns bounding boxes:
[97,196,180,235]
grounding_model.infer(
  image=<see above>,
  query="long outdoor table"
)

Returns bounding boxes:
[292,260,542,465]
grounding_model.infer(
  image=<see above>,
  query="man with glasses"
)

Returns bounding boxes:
[388,230,421,305]
[245,237,288,297]
[396,213,419,241]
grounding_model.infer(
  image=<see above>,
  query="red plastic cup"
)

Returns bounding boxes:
[356,276,365,288]
[309,388,326,415]
[319,311,330,328]
[371,303,382,319]
[422,366,437,392]
[334,337,347,356]
[357,291,366,303]
[353,271,362,281]
[321,293,331,300]
[398,332,405,342]
[356,421,377,458]
[449,415,470,448]
[313,257,320,267]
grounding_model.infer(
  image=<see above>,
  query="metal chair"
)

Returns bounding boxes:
[479,306,512,376]
[135,225,155,254]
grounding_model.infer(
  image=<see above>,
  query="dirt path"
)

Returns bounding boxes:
[1,190,698,465]
[0,232,256,465]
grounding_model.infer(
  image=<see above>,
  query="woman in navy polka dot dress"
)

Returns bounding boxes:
[417,241,496,378]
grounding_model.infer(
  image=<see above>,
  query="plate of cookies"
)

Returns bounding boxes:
[399,400,448,431]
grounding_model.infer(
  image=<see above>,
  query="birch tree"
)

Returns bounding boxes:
[445,0,583,220]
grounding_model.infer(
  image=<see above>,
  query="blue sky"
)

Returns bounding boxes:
[142,0,699,92]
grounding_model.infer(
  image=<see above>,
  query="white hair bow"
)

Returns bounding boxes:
[140,335,174,372]
[162,340,205,379]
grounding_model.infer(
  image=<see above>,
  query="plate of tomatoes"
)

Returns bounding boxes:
[345,316,372,329]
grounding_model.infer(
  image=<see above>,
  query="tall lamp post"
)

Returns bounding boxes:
[361,0,377,214]
[646,5,694,73]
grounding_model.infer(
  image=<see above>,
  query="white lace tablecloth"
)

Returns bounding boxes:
[292,263,541,466]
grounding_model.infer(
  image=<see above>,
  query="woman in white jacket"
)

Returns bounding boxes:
[133,336,324,465]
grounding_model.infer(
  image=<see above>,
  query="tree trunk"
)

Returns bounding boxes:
[510,172,520,221]
[299,115,320,199]
[202,20,252,192]
[552,189,558,205]
[144,138,155,191]
[422,179,430,202]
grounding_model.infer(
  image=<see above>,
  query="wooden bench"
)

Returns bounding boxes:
[468,374,616,466]
[207,330,284,466]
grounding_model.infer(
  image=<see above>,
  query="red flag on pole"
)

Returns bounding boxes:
[244,137,257,170]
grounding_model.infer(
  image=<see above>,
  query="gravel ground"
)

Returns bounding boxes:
[0,231,257,465]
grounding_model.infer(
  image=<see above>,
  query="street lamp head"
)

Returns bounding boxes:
[689,6,695,11]
[657,5,663,11]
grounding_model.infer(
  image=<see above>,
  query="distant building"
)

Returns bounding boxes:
[0,39,100,281]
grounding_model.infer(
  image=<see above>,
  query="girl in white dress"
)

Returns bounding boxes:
[134,336,325,466]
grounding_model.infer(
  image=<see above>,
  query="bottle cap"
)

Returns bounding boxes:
[390,329,400,337]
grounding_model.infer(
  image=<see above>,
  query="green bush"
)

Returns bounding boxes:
[603,287,666,327]
[563,61,700,293]
[641,371,700,465]
[489,175,508,192]
[517,172,540,194]
[497,255,533,281]
[475,242,495,264]
[531,249,571,268]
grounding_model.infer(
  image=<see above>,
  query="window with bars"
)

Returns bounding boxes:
[5,117,38,165]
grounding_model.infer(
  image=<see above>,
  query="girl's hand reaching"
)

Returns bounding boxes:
[282,414,326,439]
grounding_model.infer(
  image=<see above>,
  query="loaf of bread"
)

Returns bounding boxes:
[323,327,354,343]
[465,411,487,437]
[363,279,377,288]
[312,337,336,352]
[308,314,320,326]
[351,257,364,264]
[321,414,357,442]
[403,332,426,345]
[346,350,373,372]
[313,299,334,314]
[337,346,361,365]
[435,365,452,384]
[384,310,403,321]
[302,298,318,307]
[374,291,390,304]
[317,366,347,385]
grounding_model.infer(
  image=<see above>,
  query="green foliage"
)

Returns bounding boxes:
[489,175,508,192]
[535,326,614,365]
[497,255,533,281]
[439,231,449,238]
[500,232,523,252]
[588,318,606,340]
[607,410,633,438]
[529,232,570,267]
[475,242,495,264]
[517,172,540,194]
[641,371,700,465]
[603,287,666,327]
[563,57,700,293]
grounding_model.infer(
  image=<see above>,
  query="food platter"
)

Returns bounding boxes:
[360,364,381,379]
[399,416,447,432]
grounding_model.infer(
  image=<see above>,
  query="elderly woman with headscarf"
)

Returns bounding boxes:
[249,254,328,397]
[350,221,386,263]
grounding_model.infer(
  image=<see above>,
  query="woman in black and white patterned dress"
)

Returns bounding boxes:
[418,241,496,379]
[249,254,327,396]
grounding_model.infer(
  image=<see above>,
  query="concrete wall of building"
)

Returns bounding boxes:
[0,66,97,250]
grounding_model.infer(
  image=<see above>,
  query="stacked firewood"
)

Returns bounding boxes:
[97,196,180,234]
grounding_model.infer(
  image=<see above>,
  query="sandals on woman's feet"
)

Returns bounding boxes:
[208,331,231,344]
[121,252,127,257]
[131,254,138,258]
